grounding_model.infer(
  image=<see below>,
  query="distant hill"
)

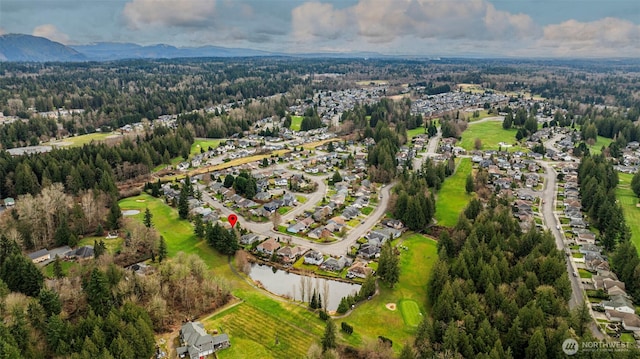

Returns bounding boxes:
[71,42,275,61]
[0,33,390,62]
[0,34,86,62]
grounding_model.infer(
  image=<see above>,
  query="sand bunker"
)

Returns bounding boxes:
[385,303,397,311]
[122,210,140,216]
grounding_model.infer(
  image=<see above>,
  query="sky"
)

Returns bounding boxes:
[0,0,639,57]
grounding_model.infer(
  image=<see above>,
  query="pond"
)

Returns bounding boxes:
[248,263,361,311]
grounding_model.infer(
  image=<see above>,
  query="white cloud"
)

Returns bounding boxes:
[291,0,538,44]
[292,2,351,42]
[32,24,70,44]
[123,0,217,29]
[539,17,640,57]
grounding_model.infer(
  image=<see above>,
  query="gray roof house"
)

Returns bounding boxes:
[177,321,230,359]
[28,249,50,263]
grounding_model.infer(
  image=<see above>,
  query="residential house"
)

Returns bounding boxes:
[342,206,360,220]
[347,262,373,279]
[69,245,94,260]
[177,322,230,359]
[282,193,297,207]
[357,244,379,259]
[304,250,324,265]
[381,219,404,230]
[603,294,635,314]
[287,222,307,234]
[256,238,281,256]
[605,310,640,332]
[254,191,272,201]
[28,249,50,264]
[240,233,261,245]
[277,246,307,262]
[321,256,352,272]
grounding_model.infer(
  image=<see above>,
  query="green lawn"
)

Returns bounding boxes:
[277,206,291,215]
[290,116,303,131]
[399,300,422,327]
[361,206,374,216]
[191,138,223,156]
[78,235,123,254]
[616,173,640,255]
[435,158,473,227]
[407,127,427,141]
[579,268,593,279]
[341,234,437,352]
[46,132,115,147]
[465,110,494,122]
[458,120,519,151]
[42,261,78,279]
[620,333,635,343]
[587,136,613,155]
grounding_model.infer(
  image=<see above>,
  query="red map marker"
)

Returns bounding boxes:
[228,214,238,228]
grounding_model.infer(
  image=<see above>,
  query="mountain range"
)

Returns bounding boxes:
[0,33,391,62]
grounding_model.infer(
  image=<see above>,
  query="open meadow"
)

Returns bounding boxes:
[46,132,117,147]
[290,116,303,131]
[458,120,519,151]
[435,158,474,227]
[587,136,613,155]
[616,173,640,254]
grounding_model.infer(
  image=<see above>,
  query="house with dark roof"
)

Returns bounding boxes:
[28,249,50,264]
[69,245,94,260]
[177,321,230,359]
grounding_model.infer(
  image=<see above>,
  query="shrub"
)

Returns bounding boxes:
[319,311,330,321]
[341,322,353,334]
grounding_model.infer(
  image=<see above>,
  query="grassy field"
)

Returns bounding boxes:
[616,173,640,254]
[407,127,427,141]
[587,136,613,155]
[398,300,422,327]
[465,109,494,122]
[43,261,78,278]
[78,235,124,254]
[191,138,223,156]
[290,116,303,131]
[435,158,473,227]
[458,120,518,151]
[340,234,436,351]
[46,132,116,147]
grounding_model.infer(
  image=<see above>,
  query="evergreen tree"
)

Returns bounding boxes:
[38,288,62,317]
[465,174,474,194]
[84,268,112,317]
[143,208,153,228]
[107,203,122,230]
[178,182,189,220]
[194,216,205,238]
[378,242,400,287]
[525,328,546,359]
[52,255,65,278]
[54,216,72,246]
[94,240,107,259]
[0,253,44,297]
[321,320,337,352]
[158,236,167,263]
[632,171,640,197]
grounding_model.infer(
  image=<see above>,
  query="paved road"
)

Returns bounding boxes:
[538,137,605,340]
